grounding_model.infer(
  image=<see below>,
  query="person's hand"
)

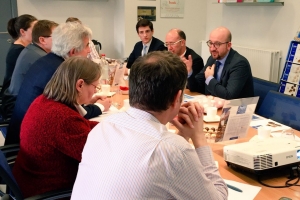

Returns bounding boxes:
[180,55,193,74]
[96,98,111,112]
[90,93,107,104]
[205,64,215,79]
[171,102,207,147]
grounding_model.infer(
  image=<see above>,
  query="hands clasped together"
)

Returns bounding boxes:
[172,102,207,148]
[91,94,112,112]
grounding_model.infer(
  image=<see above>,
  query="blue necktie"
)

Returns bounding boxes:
[214,61,221,81]
[142,45,147,56]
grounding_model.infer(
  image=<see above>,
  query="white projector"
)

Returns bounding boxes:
[223,137,300,173]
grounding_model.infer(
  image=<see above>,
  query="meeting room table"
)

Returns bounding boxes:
[91,87,300,200]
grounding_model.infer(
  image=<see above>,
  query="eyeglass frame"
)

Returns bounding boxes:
[41,36,52,38]
[206,40,229,48]
[164,39,182,47]
[90,83,101,92]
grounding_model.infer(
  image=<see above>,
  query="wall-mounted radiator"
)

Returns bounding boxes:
[200,40,281,82]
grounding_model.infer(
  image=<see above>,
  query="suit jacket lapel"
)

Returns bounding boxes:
[148,37,155,52]
[220,49,235,81]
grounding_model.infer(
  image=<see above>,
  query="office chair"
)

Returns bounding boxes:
[0,145,72,200]
[257,90,300,131]
[92,39,102,55]
[253,77,280,113]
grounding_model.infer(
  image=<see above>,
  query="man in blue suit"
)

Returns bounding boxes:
[187,26,254,100]
[126,19,166,69]
[6,22,111,145]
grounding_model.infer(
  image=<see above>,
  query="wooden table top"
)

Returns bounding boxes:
[112,88,300,199]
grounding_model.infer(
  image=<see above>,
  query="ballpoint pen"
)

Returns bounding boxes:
[226,184,243,193]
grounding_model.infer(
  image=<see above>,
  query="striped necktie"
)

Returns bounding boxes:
[214,61,221,81]
[142,45,148,56]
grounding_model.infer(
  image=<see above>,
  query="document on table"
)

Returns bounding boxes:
[224,179,261,200]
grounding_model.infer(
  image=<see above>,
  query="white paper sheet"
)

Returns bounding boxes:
[224,179,261,200]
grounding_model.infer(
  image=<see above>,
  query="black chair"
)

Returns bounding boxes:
[0,144,72,200]
[257,90,300,131]
[253,77,280,113]
[91,39,102,55]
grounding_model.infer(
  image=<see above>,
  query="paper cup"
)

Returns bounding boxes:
[206,107,217,119]
[257,126,271,140]
[101,84,110,96]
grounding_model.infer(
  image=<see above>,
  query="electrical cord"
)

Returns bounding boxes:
[257,165,300,188]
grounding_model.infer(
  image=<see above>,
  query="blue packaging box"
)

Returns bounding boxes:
[280,62,300,84]
[279,81,300,97]
[286,41,300,64]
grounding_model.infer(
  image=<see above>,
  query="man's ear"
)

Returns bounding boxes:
[69,48,76,56]
[39,36,46,45]
[227,42,232,50]
[181,39,186,47]
[172,90,182,107]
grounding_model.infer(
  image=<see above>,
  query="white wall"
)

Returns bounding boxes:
[206,0,300,76]
[122,0,207,58]
[17,0,116,57]
[17,0,207,59]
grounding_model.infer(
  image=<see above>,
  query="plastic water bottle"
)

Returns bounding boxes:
[100,54,109,84]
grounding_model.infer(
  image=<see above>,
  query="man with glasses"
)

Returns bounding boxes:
[165,29,204,84]
[188,26,254,100]
[0,20,58,121]
[126,19,166,69]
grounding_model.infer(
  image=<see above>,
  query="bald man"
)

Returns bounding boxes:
[187,26,254,100]
[165,29,204,84]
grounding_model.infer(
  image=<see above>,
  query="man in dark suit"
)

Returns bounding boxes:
[165,29,204,84]
[5,22,111,145]
[126,19,166,69]
[188,27,254,100]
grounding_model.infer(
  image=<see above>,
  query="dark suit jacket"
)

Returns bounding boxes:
[126,37,166,69]
[187,48,254,100]
[184,47,204,86]
[0,43,47,120]
[5,53,101,145]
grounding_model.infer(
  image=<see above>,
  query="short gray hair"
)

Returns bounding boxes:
[51,22,92,59]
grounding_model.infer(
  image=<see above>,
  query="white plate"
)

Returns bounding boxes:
[98,91,116,97]
[203,115,220,122]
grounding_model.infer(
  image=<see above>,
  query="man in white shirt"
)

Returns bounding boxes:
[71,51,228,200]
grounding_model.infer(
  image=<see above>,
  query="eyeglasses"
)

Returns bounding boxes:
[41,36,52,38]
[164,40,182,47]
[206,40,229,48]
[90,83,101,92]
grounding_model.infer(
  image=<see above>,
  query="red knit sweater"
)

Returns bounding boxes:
[12,95,99,198]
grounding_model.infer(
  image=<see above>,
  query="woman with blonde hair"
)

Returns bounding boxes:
[13,56,100,198]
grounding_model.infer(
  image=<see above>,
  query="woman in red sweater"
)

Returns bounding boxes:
[13,57,101,198]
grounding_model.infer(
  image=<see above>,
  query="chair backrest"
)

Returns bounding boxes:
[92,39,102,54]
[253,77,280,113]
[257,90,300,130]
[0,150,23,200]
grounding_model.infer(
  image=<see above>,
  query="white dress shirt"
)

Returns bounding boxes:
[87,40,100,61]
[71,107,227,200]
